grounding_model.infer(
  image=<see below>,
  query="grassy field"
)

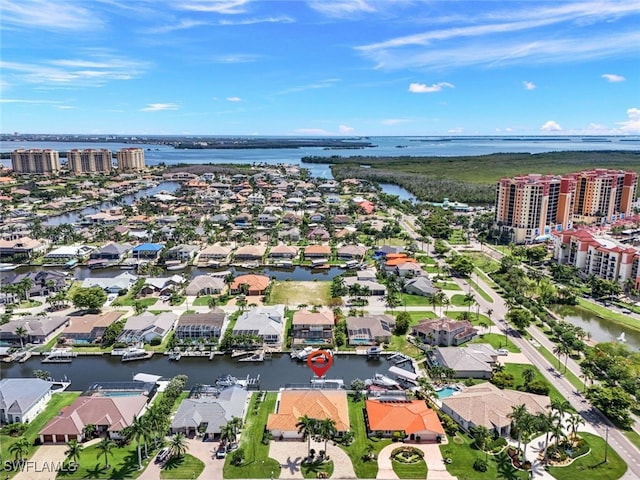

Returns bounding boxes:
[112,296,158,308]
[1,391,81,477]
[432,280,462,291]
[502,363,569,405]
[339,396,392,478]
[548,432,627,480]
[160,454,205,479]
[267,281,331,307]
[58,439,151,479]
[470,333,520,352]
[392,458,427,479]
[301,460,334,479]
[400,293,431,306]
[223,392,280,479]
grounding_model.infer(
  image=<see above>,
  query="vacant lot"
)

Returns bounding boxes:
[267,281,331,307]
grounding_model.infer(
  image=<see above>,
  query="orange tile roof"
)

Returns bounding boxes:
[304,245,332,255]
[365,399,444,436]
[267,390,349,432]
[231,274,270,292]
[385,257,418,267]
[385,253,408,260]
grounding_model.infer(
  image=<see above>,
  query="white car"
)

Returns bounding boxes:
[497,348,509,356]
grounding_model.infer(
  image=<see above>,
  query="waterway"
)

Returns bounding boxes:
[553,304,640,350]
[0,353,388,391]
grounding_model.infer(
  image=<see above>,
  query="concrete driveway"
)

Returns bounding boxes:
[138,438,221,480]
[13,445,68,480]
[269,438,356,479]
[376,442,456,480]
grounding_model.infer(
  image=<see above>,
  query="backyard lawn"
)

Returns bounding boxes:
[502,363,570,406]
[223,392,281,479]
[400,293,431,306]
[160,454,205,479]
[1,391,80,478]
[548,432,627,480]
[267,281,331,307]
[339,396,392,478]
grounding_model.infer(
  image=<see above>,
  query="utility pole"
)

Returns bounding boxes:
[604,426,609,463]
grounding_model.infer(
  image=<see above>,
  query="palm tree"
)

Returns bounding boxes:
[567,413,585,441]
[549,398,571,423]
[463,292,476,313]
[14,326,28,349]
[229,416,242,442]
[416,376,437,407]
[220,423,235,445]
[470,425,492,461]
[65,439,84,465]
[519,412,536,461]
[144,403,168,448]
[169,432,188,459]
[522,367,536,387]
[95,437,115,470]
[508,404,528,460]
[296,415,317,458]
[8,437,31,461]
[125,414,148,470]
[316,418,337,455]
[536,410,560,464]
[485,308,493,334]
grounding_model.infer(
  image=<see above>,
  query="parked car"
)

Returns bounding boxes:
[497,348,509,356]
[215,447,227,459]
[155,447,170,464]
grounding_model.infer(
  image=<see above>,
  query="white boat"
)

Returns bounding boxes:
[365,373,400,388]
[215,374,239,387]
[121,347,153,362]
[42,349,77,363]
[168,350,181,361]
[290,346,315,361]
[0,263,17,271]
[165,260,187,271]
[617,332,626,342]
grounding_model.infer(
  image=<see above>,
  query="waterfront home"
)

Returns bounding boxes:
[0,316,68,345]
[164,244,200,262]
[306,227,331,242]
[230,274,270,296]
[343,276,387,296]
[291,308,334,346]
[268,244,299,259]
[412,318,478,347]
[84,211,125,224]
[61,311,123,344]
[234,213,252,227]
[375,245,404,257]
[170,385,248,440]
[365,399,445,442]
[233,305,285,344]
[81,271,137,294]
[174,309,225,341]
[441,383,549,437]
[131,242,164,260]
[45,245,95,262]
[139,275,185,296]
[267,390,349,440]
[303,244,332,259]
[185,275,226,296]
[0,236,47,258]
[404,276,438,296]
[431,343,498,379]
[384,256,418,272]
[7,270,68,297]
[337,244,368,259]
[358,200,375,215]
[197,244,232,264]
[39,395,147,444]
[234,244,267,261]
[119,311,177,344]
[345,315,395,346]
[0,378,53,424]
[396,262,426,278]
[89,242,133,262]
[279,227,301,242]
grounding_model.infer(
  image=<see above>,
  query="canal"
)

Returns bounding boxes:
[1,353,388,391]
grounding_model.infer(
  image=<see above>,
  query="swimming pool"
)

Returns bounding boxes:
[436,386,459,399]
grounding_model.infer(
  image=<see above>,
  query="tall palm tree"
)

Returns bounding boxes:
[169,432,188,459]
[95,437,115,470]
[536,410,559,464]
[125,414,148,470]
[567,413,585,441]
[295,415,317,457]
[485,308,493,334]
[316,418,337,454]
[144,403,167,448]
[470,425,492,461]
[463,292,476,313]
[229,416,242,442]
[14,326,28,349]
[8,437,31,461]
[508,404,528,460]
[65,439,84,465]
[220,423,235,445]
[549,398,571,423]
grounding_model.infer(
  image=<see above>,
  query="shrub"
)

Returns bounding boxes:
[1,423,27,436]
[473,458,488,472]
[149,336,162,346]
[230,448,244,466]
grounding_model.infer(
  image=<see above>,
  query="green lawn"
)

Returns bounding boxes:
[385,310,437,324]
[301,459,334,479]
[1,391,80,477]
[466,277,494,303]
[623,430,640,451]
[548,432,627,480]
[112,296,158,307]
[440,433,528,480]
[502,363,570,406]
[339,396,392,478]
[58,439,151,479]
[400,293,431,306]
[535,343,585,392]
[160,454,205,479]
[447,230,469,245]
[266,281,331,307]
[392,458,427,479]
[450,294,474,307]
[223,392,281,479]
[387,335,424,359]
[470,333,520,352]
[432,281,462,291]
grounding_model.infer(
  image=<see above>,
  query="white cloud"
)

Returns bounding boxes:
[293,128,331,135]
[143,19,210,34]
[307,0,376,18]
[54,105,75,110]
[275,78,340,95]
[523,81,536,90]
[409,82,454,93]
[338,125,354,134]
[1,0,98,30]
[617,108,640,133]
[210,54,262,64]
[141,103,179,112]
[176,0,251,14]
[219,16,294,26]
[382,118,409,125]
[226,96,242,102]
[448,128,464,134]
[540,120,562,131]
[0,98,62,105]
[602,73,626,83]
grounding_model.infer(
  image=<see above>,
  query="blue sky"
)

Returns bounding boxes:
[1,0,639,136]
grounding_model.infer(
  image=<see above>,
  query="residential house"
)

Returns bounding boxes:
[0,378,53,424]
[256,214,278,226]
[234,245,267,261]
[331,214,350,226]
[404,276,438,296]
[346,315,395,346]
[291,308,334,345]
[39,395,147,444]
[164,244,200,262]
[268,244,299,259]
[81,272,137,294]
[185,275,226,296]
[441,383,549,437]
[170,385,248,439]
[7,270,68,297]
[337,244,368,259]
[197,244,232,265]
[304,245,332,259]
[0,237,47,258]
[61,311,123,344]
[307,227,330,241]
[343,276,387,296]
[365,399,445,442]
[412,318,478,346]
[431,343,498,379]
[139,275,184,296]
[396,262,425,278]
[0,316,68,345]
[131,243,164,260]
[309,212,325,222]
[234,213,252,227]
[267,390,350,440]
[230,274,270,295]
[279,227,301,242]
[174,309,226,340]
[45,245,94,261]
[232,305,285,344]
[89,242,132,262]
[118,311,177,344]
